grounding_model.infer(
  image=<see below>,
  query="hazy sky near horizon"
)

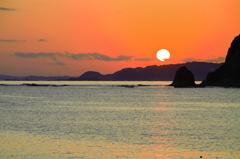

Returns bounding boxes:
[0,0,240,76]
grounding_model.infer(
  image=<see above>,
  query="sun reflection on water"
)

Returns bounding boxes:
[1,131,239,159]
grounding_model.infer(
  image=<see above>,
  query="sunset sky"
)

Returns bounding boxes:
[0,0,240,76]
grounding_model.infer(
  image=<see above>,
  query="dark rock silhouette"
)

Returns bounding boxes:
[169,66,197,87]
[22,83,67,87]
[201,35,240,87]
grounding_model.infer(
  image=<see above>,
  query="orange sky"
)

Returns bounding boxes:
[0,0,240,76]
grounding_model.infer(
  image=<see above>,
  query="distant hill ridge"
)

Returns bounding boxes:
[0,62,222,81]
[0,75,72,81]
[70,62,223,81]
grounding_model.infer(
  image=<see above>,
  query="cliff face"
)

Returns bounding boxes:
[201,35,240,87]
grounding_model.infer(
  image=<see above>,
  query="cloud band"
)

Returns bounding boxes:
[0,39,26,42]
[14,52,135,62]
[0,7,16,11]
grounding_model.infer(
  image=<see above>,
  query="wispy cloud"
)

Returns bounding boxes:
[14,52,52,58]
[47,61,66,66]
[0,39,27,42]
[134,58,153,61]
[14,52,58,61]
[0,7,16,11]
[206,57,225,63]
[65,52,133,61]
[38,39,46,42]
[182,57,225,63]
[14,52,134,62]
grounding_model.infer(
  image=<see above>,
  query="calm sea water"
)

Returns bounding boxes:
[0,81,240,159]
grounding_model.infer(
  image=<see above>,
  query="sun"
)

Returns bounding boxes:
[156,49,170,61]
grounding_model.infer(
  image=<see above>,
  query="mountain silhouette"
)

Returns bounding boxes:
[70,62,222,81]
[0,62,223,81]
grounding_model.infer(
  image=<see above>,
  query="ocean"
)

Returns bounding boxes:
[0,81,240,159]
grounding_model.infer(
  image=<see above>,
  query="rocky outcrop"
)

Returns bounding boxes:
[201,35,240,87]
[169,66,197,87]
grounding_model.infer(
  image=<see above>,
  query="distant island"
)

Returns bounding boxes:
[0,75,72,81]
[0,62,222,81]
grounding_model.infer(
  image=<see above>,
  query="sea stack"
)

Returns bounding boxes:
[200,34,240,87]
[170,66,196,87]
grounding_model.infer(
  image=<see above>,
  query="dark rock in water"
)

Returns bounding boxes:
[119,85,135,88]
[22,83,67,87]
[201,35,240,87]
[170,66,196,87]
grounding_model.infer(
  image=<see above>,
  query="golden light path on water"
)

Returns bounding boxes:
[1,130,238,159]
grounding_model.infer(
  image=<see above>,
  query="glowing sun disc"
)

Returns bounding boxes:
[156,49,170,61]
